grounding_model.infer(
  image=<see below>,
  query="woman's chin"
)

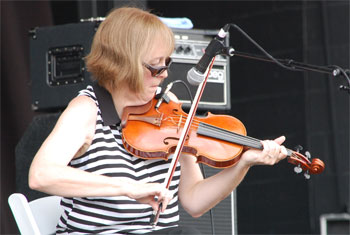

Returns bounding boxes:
[140,93,156,104]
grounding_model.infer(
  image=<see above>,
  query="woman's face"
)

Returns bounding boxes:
[140,37,171,102]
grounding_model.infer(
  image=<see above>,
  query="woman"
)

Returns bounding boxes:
[29,7,288,234]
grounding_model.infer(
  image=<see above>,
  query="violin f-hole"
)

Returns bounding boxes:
[163,135,190,145]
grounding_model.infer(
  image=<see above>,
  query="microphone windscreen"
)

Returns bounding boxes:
[187,68,205,86]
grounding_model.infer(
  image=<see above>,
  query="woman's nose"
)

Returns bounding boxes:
[158,70,168,79]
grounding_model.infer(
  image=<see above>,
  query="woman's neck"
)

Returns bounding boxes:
[106,85,148,118]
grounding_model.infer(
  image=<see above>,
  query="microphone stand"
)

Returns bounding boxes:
[222,23,349,229]
[227,49,350,218]
[228,50,350,93]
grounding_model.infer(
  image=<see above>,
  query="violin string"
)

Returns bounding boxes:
[165,115,201,129]
[161,108,228,131]
[161,109,262,144]
[162,113,271,150]
[173,115,201,126]
[159,111,320,174]
[163,113,261,148]
[200,124,316,173]
[198,122,263,149]
[199,122,257,143]
[157,110,320,174]
[202,124,319,173]
[161,109,202,126]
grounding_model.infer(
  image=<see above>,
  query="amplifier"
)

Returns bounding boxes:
[29,21,231,112]
[164,29,231,112]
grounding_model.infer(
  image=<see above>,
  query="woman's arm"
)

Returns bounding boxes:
[178,136,287,217]
[29,95,128,196]
[28,95,172,211]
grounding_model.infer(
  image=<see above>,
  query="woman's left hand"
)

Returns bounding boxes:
[240,136,288,167]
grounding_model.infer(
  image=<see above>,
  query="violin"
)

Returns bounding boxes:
[121,97,325,176]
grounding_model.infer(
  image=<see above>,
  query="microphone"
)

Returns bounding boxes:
[155,82,173,109]
[187,24,231,85]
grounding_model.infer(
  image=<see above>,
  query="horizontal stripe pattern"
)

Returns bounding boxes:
[57,86,180,234]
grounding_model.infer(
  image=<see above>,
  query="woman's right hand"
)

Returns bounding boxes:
[126,182,173,212]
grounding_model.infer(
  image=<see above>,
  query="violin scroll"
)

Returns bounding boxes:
[287,148,325,179]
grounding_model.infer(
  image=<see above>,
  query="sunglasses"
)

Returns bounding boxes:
[143,57,172,77]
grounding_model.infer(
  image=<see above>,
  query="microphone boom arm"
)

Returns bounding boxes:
[226,49,350,93]
[225,23,350,94]
[231,50,339,76]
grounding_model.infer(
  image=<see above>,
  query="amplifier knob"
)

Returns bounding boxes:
[175,45,184,53]
[184,46,192,54]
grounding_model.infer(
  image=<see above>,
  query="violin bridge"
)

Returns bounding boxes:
[128,113,163,126]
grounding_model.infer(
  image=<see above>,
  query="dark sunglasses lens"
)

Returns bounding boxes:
[153,68,166,77]
[145,57,172,77]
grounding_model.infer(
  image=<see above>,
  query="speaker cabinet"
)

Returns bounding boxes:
[178,165,236,234]
[29,22,99,111]
[15,113,61,201]
[29,22,231,112]
[320,213,350,235]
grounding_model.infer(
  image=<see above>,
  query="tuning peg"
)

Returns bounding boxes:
[305,151,311,159]
[294,145,303,153]
[304,171,310,179]
[294,164,302,174]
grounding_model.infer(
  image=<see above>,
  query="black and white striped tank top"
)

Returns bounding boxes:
[56,85,181,234]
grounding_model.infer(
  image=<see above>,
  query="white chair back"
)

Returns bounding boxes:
[8,193,63,235]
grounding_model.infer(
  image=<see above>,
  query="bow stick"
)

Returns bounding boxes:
[150,58,216,228]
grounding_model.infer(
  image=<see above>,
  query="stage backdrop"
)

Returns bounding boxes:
[2,1,348,234]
